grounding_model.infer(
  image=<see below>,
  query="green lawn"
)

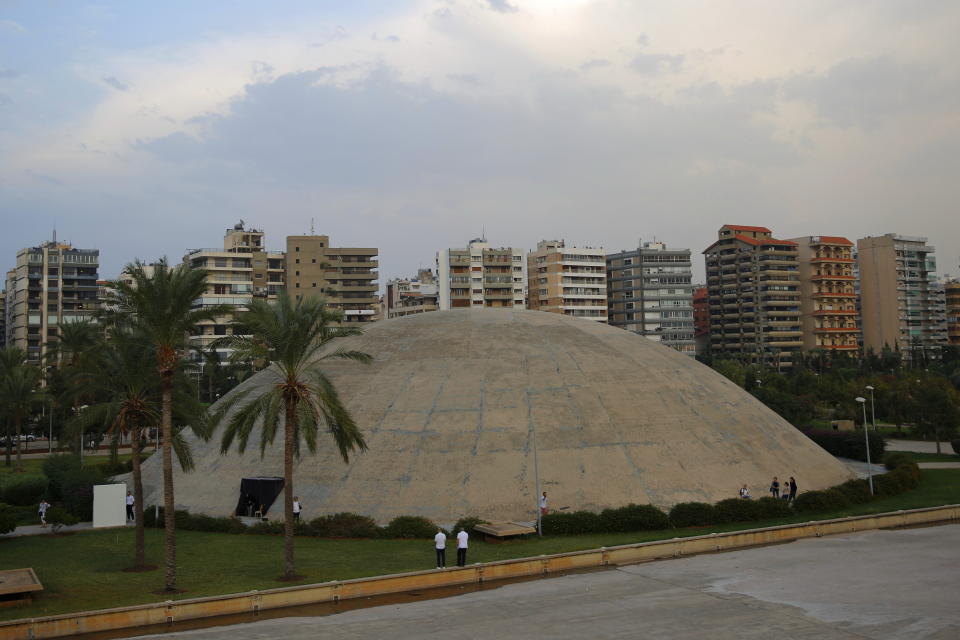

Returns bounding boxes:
[0,453,147,485]
[2,469,958,623]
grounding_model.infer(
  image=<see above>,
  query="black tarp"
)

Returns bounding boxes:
[235,477,284,517]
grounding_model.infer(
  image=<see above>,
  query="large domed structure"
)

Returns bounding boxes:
[140,310,853,524]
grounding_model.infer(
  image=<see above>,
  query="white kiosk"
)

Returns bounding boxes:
[93,483,127,528]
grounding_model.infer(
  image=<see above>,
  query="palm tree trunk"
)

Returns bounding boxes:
[14,413,23,472]
[131,429,146,568]
[161,373,177,591]
[4,420,11,467]
[283,397,297,579]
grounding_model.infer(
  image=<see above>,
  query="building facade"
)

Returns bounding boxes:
[946,279,960,346]
[857,234,948,360]
[692,285,709,356]
[285,235,379,323]
[3,237,100,363]
[789,236,860,354]
[436,239,525,310]
[527,240,606,321]
[386,269,440,318]
[0,288,6,347]
[607,242,695,355]
[704,225,802,369]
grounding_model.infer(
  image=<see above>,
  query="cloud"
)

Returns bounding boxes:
[101,76,130,91]
[447,73,480,85]
[251,61,274,79]
[0,69,20,79]
[580,59,610,72]
[485,0,518,14]
[629,53,684,76]
[0,20,27,34]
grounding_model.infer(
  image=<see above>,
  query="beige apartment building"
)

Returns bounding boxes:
[285,235,379,323]
[2,237,100,363]
[527,240,606,321]
[0,288,7,348]
[857,233,947,360]
[703,225,802,369]
[946,279,960,346]
[789,236,860,354]
[386,269,439,318]
[436,239,525,310]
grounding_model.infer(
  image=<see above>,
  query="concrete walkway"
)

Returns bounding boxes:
[140,524,960,640]
[886,439,955,454]
[0,522,94,538]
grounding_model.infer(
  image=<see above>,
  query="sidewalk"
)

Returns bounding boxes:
[886,439,955,454]
[0,522,95,538]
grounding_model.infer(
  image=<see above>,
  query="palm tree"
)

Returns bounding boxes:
[100,259,228,592]
[51,319,101,452]
[0,347,51,472]
[209,295,370,580]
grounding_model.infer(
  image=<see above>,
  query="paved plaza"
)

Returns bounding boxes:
[140,523,960,640]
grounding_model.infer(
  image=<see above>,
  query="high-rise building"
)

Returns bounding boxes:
[285,235,379,323]
[703,225,802,368]
[386,269,439,318]
[436,239,525,310]
[857,234,948,360]
[0,288,7,348]
[788,236,860,354]
[692,285,709,356]
[606,242,695,355]
[527,240,606,322]
[3,237,100,364]
[945,278,960,346]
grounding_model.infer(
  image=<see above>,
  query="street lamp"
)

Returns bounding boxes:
[865,385,877,432]
[855,397,874,495]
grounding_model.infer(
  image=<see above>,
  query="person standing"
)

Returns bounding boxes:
[293,496,303,522]
[434,528,447,569]
[539,491,549,515]
[788,477,798,501]
[456,527,469,567]
[126,491,135,522]
[38,499,50,526]
[769,477,780,499]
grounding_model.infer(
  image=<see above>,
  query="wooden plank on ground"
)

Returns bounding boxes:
[474,522,536,537]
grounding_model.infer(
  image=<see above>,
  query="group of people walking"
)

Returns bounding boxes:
[434,527,469,569]
[739,476,797,501]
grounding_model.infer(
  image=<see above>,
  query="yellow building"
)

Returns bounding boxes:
[789,236,860,354]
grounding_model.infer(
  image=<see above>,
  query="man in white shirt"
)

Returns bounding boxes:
[293,496,303,522]
[539,491,549,515]
[456,527,469,567]
[434,528,446,569]
[126,491,135,522]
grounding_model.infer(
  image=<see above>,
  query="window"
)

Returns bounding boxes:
[312,258,316,263]
[295,247,300,252]
[295,271,300,276]
[312,283,317,287]
[295,283,300,288]
[296,259,300,264]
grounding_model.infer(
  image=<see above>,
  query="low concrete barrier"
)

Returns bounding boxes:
[3,504,958,640]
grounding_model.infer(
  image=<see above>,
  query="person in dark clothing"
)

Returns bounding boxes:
[788,477,798,501]
[769,477,780,498]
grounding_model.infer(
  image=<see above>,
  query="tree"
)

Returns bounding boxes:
[209,295,370,580]
[912,379,960,454]
[0,348,51,472]
[100,259,227,592]
[51,319,101,452]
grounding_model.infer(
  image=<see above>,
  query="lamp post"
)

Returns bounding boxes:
[865,385,877,432]
[856,397,874,495]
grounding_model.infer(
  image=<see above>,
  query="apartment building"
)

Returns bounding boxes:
[703,225,802,369]
[789,236,860,354]
[527,240,606,321]
[857,234,947,360]
[386,269,440,318]
[946,279,960,346]
[285,235,379,323]
[607,242,695,355]
[692,286,709,356]
[0,288,6,347]
[436,239,525,310]
[3,236,100,363]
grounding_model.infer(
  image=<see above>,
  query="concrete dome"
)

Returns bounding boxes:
[141,310,853,523]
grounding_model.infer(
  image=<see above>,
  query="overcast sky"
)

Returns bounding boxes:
[1,0,958,286]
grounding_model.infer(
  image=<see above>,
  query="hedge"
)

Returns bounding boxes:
[952,439,960,456]
[714,498,763,523]
[381,515,439,539]
[310,512,380,538]
[1,476,48,506]
[599,504,670,532]
[669,502,718,528]
[802,429,886,463]
[452,516,490,538]
[540,510,604,535]
[0,503,16,535]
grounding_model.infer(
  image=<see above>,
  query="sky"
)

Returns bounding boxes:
[1,0,959,285]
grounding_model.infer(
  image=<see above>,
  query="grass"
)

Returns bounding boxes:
[0,453,147,485]
[1,468,958,623]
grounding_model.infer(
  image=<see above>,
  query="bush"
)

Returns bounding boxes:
[540,510,604,535]
[802,429,886,463]
[0,503,16,535]
[96,458,134,477]
[951,439,960,456]
[451,516,490,538]
[1,476,49,506]
[883,452,911,471]
[247,520,284,535]
[669,502,718,528]
[42,454,82,501]
[792,489,851,514]
[60,467,106,520]
[836,479,873,505]
[46,506,78,532]
[382,515,439,539]
[714,498,763,523]
[180,512,247,534]
[755,496,793,519]
[310,512,380,538]
[599,504,670,532]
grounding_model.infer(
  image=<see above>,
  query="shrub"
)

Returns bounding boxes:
[382,515,439,539]
[143,505,163,528]
[883,452,911,471]
[46,506,79,532]
[792,489,851,514]
[540,510,603,535]
[669,502,718,528]
[951,439,960,456]
[247,520,284,535]
[755,496,793,519]
[42,454,82,501]
[310,512,380,538]
[96,458,134,477]
[451,516,490,538]
[802,430,886,463]
[0,503,16,535]
[714,498,763,523]
[836,479,872,505]
[599,504,670,532]
[178,512,247,534]
[1,476,49,506]
[872,472,903,496]
[60,468,106,520]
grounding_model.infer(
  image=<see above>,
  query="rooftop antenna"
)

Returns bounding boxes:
[310,217,315,235]
[482,226,486,242]
[52,227,57,244]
